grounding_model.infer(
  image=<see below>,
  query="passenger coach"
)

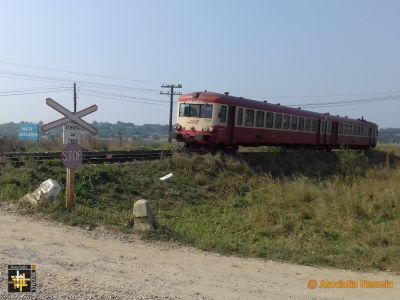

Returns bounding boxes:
[172,91,378,152]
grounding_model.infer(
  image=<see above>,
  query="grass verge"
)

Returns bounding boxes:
[0,147,399,271]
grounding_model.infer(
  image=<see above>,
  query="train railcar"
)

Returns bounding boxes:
[172,91,378,152]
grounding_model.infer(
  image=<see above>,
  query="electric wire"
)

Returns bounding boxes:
[0,88,71,97]
[79,91,169,106]
[78,87,169,104]
[0,85,70,94]
[0,60,162,85]
[287,95,400,108]
[77,82,159,93]
[0,70,161,93]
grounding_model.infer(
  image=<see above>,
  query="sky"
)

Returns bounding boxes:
[0,0,399,128]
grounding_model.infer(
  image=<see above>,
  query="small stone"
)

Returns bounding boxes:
[133,199,157,232]
[19,179,61,206]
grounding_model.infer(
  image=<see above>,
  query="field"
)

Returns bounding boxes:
[0,145,399,271]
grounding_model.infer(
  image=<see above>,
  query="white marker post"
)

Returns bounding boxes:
[42,98,97,209]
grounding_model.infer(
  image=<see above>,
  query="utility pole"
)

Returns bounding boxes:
[160,84,182,142]
[73,82,77,112]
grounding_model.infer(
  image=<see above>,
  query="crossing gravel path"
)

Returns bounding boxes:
[0,208,398,300]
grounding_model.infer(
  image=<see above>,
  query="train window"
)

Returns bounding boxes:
[274,114,282,129]
[305,118,311,131]
[189,104,201,117]
[311,119,317,132]
[199,104,213,118]
[356,126,361,136]
[266,112,274,128]
[352,125,356,136]
[339,123,343,135]
[327,121,331,134]
[290,116,298,131]
[219,106,227,123]
[320,121,325,134]
[256,111,264,127]
[344,124,348,135]
[360,126,364,136]
[179,103,190,117]
[245,109,254,126]
[283,115,290,130]
[237,108,243,125]
[298,117,305,131]
[179,103,210,118]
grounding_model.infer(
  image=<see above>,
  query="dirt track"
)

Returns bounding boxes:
[0,208,398,300]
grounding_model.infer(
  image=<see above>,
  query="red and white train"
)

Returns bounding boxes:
[172,91,378,152]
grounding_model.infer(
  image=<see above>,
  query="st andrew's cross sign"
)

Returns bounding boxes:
[42,98,98,135]
[42,97,98,209]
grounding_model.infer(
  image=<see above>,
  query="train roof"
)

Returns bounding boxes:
[179,91,378,127]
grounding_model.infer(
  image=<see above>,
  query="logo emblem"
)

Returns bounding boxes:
[8,265,36,293]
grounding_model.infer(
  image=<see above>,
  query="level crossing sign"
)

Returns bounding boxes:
[41,97,97,209]
[42,98,97,135]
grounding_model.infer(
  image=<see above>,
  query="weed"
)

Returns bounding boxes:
[1,147,399,271]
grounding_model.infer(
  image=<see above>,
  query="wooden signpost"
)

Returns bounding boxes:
[42,98,97,209]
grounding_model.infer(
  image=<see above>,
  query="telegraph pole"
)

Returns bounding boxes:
[73,82,77,112]
[160,84,182,142]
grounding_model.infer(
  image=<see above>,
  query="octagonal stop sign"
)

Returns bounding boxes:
[61,143,83,169]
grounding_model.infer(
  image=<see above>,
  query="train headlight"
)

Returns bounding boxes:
[175,123,182,130]
[208,126,214,132]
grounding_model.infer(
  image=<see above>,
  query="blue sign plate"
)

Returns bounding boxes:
[18,124,39,141]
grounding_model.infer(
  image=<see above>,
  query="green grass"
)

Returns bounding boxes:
[1,147,400,271]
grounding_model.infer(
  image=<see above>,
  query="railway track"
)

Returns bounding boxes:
[0,150,174,165]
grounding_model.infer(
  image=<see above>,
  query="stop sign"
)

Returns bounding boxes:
[61,143,83,169]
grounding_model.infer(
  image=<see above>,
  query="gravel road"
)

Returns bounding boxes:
[0,208,398,299]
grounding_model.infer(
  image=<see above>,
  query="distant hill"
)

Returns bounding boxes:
[377,128,400,144]
[0,122,169,140]
[1,122,399,144]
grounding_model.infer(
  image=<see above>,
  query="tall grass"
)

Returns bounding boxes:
[0,147,399,271]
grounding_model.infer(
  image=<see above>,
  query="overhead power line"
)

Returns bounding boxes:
[287,95,400,108]
[78,86,170,106]
[79,91,169,106]
[78,87,169,103]
[266,91,400,99]
[0,70,161,94]
[0,85,70,94]
[78,82,160,93]
[0,88,70,97]
[0,60,162,85]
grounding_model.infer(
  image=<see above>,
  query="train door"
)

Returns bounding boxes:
[368,127,372,145]
[315,119,321,145]
[319,120,327,146]
[227,106,236,146]
[331,122,338,146]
